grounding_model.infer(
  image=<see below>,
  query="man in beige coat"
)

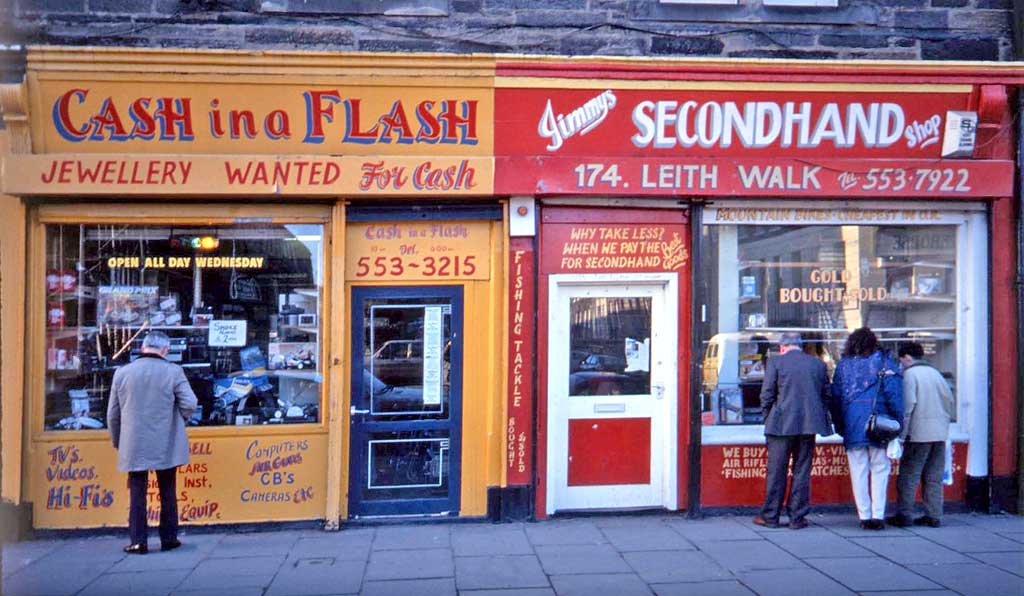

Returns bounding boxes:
[889,342,955,528]
[108,331,198,554]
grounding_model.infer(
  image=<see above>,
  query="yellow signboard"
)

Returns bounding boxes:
[34,80,493,156]
[31,434,327,528]
[345,221,491,281]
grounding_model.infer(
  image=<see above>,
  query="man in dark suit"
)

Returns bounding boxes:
[753,332,832,529]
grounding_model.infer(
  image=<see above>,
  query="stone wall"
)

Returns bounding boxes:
[0,0,1014,61]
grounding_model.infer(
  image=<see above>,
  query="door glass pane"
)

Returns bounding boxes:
[364,430,450,501]
[362,298,451,419]
[569,297,652,396]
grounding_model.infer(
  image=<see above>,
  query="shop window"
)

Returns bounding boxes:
[699,221,958,430]
[569,297,652,396]
[43,223,323,431]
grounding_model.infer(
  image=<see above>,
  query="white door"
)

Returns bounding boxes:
[547,273,678,514]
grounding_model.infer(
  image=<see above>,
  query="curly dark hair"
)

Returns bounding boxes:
[843,327,879,358]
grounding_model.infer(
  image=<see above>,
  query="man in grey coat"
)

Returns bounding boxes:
[889,342,956,528]
[753,333,832,529]
[108,331,198,554]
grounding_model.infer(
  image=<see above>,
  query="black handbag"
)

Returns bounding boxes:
[866,369,901,443]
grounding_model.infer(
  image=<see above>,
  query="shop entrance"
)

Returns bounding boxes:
[546,274,678,513]
[348,286,463,517]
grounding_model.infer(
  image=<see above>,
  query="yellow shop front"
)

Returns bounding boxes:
[0,47,506,529]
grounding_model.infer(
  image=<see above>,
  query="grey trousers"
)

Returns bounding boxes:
[897,441,945,519]
[761,434,816,523]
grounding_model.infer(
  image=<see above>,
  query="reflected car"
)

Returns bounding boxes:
[577,353,627,373]
[368,339,423,387]
[361,369,443,413]
[569,371,649,396]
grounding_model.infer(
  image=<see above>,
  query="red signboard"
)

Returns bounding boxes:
[506,238,535,486]
[542,222,688,274]
[494,87,1014,198]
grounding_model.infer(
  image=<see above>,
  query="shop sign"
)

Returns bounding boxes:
[701,443,966,506]
[542,223,688,274]
[345,221,491,281]
[506,239,534,485]
[35,82,492,156]
[705,206,967,226]
[32,436,327,528]
[495,88,1013,197]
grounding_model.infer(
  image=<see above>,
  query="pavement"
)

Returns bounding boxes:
[3,512,1024,596]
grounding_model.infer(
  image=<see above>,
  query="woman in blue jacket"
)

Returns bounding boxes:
[830,327,904,530]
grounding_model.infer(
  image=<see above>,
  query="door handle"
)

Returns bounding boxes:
[652,383,665,400]
[351,406,370,415]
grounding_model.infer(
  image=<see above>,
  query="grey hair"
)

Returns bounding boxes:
[141,331,171,351]
[779,332,803,347]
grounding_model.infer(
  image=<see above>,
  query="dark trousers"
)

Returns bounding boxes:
[897,441,945,519]
[761,434,816,523]
[128,467,178,545]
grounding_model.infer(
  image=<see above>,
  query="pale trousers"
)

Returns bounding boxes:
[846,446,891,520]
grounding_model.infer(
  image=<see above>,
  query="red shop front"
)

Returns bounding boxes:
[494,58,1020,515]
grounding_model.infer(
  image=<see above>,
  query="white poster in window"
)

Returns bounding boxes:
[624,337,650,373]
[422,306,443,406]
[208,320,247,347]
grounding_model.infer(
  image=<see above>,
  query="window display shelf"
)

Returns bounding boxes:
[279,325,319,334]
[267,370,322,382]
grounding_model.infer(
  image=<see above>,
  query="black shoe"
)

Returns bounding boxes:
[789,518,809,530]
[123,543,148,555]
[161,539,182,552]
[860,519,885,530]
[913,516,941,528]
[752,516,782,529]
[886,514,913,528]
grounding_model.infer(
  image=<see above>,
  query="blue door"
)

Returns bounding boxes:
[348,286,463,517]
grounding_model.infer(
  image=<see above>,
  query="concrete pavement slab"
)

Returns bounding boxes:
[963,552,1024,577]
[452,526,533,556]
[622,550,732,583]
[362,577,456,596]
[2,559,113,596]
[549,572,654,596]
[698,539,807,573]
[172,588,265,596]
[175,553,285,591]
[1,540,62,577]
[454,555,549,590]
[807,556,941,592]
[600,524,696,552]
[736,568,857,596]
[290,533,374,562]
[265,557,365,595]
[372,525,449,550]
[459,590,555,596]
[651,581,756,596]
[851,535,975,564]
[915,526,1024,552]
[535,544,631,575]
[525,520,606,546]
[997,531,1024,544]
[959,514,1024,531]
[665,517,762,542]
[212,531,302,557]
[907,562,1024,596]
[858,592,957,596]
[77,569,191,596]
[759,528,875,558]
[365,547,452,581]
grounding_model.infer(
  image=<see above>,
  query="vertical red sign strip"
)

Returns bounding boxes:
[507,237,535,486]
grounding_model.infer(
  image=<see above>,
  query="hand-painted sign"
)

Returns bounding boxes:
[507,239,535,485]
[542,223,688,274]
[345,221,491,281]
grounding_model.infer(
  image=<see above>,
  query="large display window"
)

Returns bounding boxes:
[42,222,324,431]
[698,203,988,448]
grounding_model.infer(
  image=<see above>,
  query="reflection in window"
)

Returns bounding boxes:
[569,297,652,396]
[43,224,323,430]
[364,431,450,502]
[700,224,957,426]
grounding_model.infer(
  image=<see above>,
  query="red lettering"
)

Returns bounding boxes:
[129,98,157,138]
[303,90,341,143]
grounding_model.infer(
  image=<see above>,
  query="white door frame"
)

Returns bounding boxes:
[546,272,678,515]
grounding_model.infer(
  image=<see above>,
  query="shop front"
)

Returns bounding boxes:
[494,59,1019,514]
[0,48,507,529]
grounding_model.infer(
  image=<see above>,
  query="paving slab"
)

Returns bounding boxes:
[2,559,112,596]
[365,547,452,581]
[172,588,265,596]
[362,577,456,596]
[107,541,219,572]
[524,520,606,546]
[78,569,191,596]
[211,532,302,557]
[1,540,62,577]
[916,526,1024,552]
[665,517,762,542]
[549,573,653,596]
[759,528,874,558]
[290,532,374,562]
[736,568,857,596]
[651,581,756,596]
[459,590,555,596]
[959,514,1024,531]
[907,562,1024,596]
[600,524,695,552]
[535,544,631,575]
[175,554,285,591]
[454,555,549,591]
[966,551,1024,577]
[265,557,365,595]
[699,539,807,573]
[452,526,533,556]
[859,592,958,596]
[851,535,975,564]
[46,536,129,563]
[372,525,449,550]
[807,556,941,592]
[622,550,732,584]
[997,531,1024,544]
[816,519,916,538]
